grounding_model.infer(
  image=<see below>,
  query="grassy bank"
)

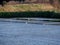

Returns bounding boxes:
[0,11,60,18]
[0,4,54,12]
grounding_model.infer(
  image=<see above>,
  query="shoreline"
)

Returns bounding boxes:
[0,18,60,25]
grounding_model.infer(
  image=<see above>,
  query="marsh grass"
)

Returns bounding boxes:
[0,4,54,12]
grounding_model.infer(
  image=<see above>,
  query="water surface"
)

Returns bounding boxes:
[0,18,60,45]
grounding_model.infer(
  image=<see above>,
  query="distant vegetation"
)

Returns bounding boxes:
[0,0,60,18]
[0,4,54,12]
[49,0,60,9]
[0,11,60,18]
[0,0,60,9]
[0,4,60,18]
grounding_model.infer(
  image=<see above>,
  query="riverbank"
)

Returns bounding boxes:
[0,11,60,18]
[0,4,54,12]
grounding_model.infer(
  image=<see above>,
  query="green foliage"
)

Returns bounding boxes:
[0,11,60,18]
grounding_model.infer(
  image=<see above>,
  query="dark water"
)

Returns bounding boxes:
[0,18,60,45]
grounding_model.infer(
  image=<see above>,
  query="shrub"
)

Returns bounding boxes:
[0,11,60,18]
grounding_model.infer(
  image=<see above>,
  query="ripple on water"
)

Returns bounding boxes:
[0,18,60,45]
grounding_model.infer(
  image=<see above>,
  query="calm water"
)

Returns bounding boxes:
[0,18,60,45]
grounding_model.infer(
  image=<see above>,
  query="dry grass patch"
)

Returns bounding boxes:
[0,4,57,12]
